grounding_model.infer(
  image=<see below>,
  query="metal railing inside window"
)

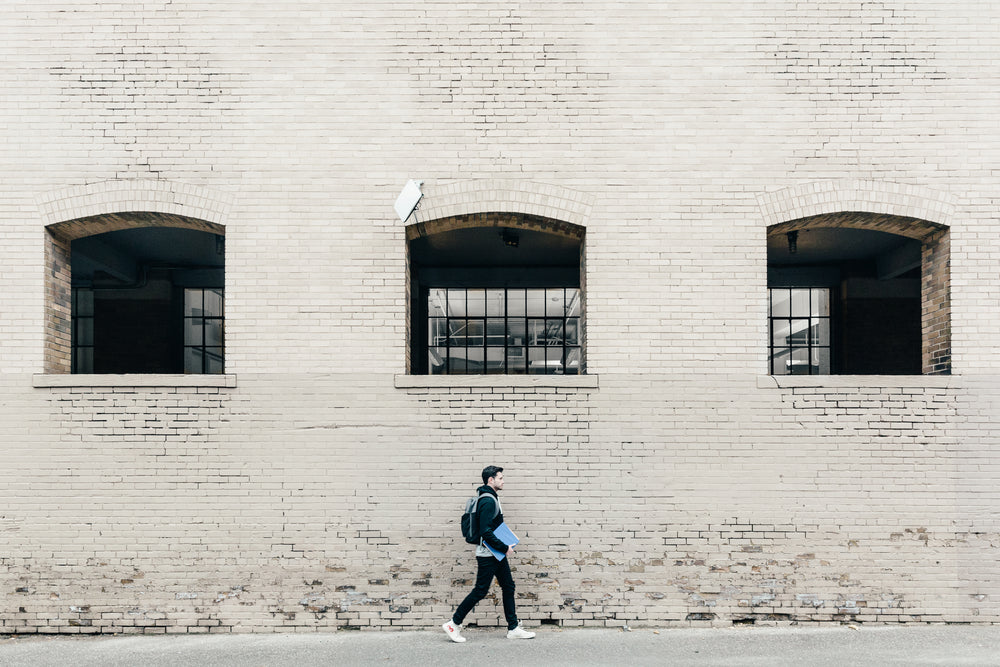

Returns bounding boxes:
[184,288,224,374]
[427,287,581,375]
[769,288,831,375]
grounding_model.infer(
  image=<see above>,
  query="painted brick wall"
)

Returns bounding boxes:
[1,1,999,633]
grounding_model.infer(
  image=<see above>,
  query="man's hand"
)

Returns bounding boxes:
[506,546,514,557]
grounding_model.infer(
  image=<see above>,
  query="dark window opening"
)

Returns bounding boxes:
[70,227,224,374]
[768,226,922,375]
[407,217,584,375]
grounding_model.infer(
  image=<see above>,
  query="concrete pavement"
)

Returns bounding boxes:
[1,625,999,666]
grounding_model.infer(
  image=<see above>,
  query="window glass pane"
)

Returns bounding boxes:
[73,348,93,374]
[507,319,526,346]
[466,319,484,346]
[790,289,811,317]
[428,289,448,317]
[811,288,830,317]
[467,347,484,373]
[771,289,790,318]
[789,347,811,374]
[545,319,564,345]
[429,318,447,346]
[772,319,791,347]
[429,347,447,374]
[184,289,204,317]
[486,347,505,374]
[205,348,224,374]
[547,347,564,373]
[507,347,526,374]
[184,347,202,373]
[507,289,526,317]
[788,319,811,346]
[564,347,581,375]
[185,318,204,346]
[205,289,223,317]
[528,319,546,346]
[486,318,505,346]
[486,289,505,317]
[565,318,579,346]
[811,319,830,346]
[448,320,466,345]
[770,287,833,376]
[447,289,466,317]
[423,286,584,376]
[448,349,467,374]
[771,348,791,375]
[526,289,546,317]
[527,347,547,374]
[75,319,93,346]
[566,289,581,317]
[546,288,565,317]
[75,289,94,317]
[467,289,486,317]
[813,347,831,375]
[205,319,223,347]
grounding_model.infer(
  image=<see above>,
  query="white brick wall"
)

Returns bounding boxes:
[1,1,998,632]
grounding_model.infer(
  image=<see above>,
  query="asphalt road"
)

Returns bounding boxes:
[2,625,999,666]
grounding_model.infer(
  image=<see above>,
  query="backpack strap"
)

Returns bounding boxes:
[476,492,500,520]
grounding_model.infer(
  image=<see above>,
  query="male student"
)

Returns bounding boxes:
[443,465,535,642]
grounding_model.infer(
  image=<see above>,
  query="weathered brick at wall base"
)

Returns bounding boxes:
[4,0,1000,634]
[2,374,996,633]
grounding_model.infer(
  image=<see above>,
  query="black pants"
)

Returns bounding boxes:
[452,556,518,630]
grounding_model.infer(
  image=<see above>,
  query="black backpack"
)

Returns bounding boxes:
[460,492,499,544]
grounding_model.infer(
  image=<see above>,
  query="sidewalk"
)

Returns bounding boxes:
[2,625,998,666]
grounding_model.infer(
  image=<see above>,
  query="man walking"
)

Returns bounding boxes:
[443,465,535,642]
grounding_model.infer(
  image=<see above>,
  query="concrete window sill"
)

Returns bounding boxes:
[32,374,237,388]
[758,375,954,389]
[394,375,598,389]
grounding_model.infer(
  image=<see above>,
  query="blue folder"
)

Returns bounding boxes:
[485,522,520,561]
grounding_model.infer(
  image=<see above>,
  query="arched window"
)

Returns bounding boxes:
[767,213,949,375]
[407,213,585,375]
[45,213,225,374]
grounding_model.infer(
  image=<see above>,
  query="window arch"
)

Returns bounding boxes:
[406,212,585,375]
[767,212,949,375]
[45,212,225,374]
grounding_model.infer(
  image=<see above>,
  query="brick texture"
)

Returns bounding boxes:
[1,1,999,634]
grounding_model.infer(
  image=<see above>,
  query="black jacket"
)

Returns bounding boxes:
[475,485,508,554]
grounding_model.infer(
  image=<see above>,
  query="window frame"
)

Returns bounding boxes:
[425,286,582,376]
[768,287,833,376]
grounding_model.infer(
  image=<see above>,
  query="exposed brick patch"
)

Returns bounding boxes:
[922,229,951,374]
[406,211,584,242]
[767,212,946,242]
[48,212,224,244]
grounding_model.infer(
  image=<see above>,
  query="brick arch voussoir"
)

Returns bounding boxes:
[767,211,947,242]
[405,211,585,242]
[47,211,225,243]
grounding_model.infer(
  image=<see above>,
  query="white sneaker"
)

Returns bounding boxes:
[442,620,466,643]
[507,624,536,639]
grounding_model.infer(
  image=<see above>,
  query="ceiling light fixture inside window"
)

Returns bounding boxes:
[786,230,798,254]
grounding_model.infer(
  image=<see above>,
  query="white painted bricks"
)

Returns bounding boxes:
[1,1,999,633]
